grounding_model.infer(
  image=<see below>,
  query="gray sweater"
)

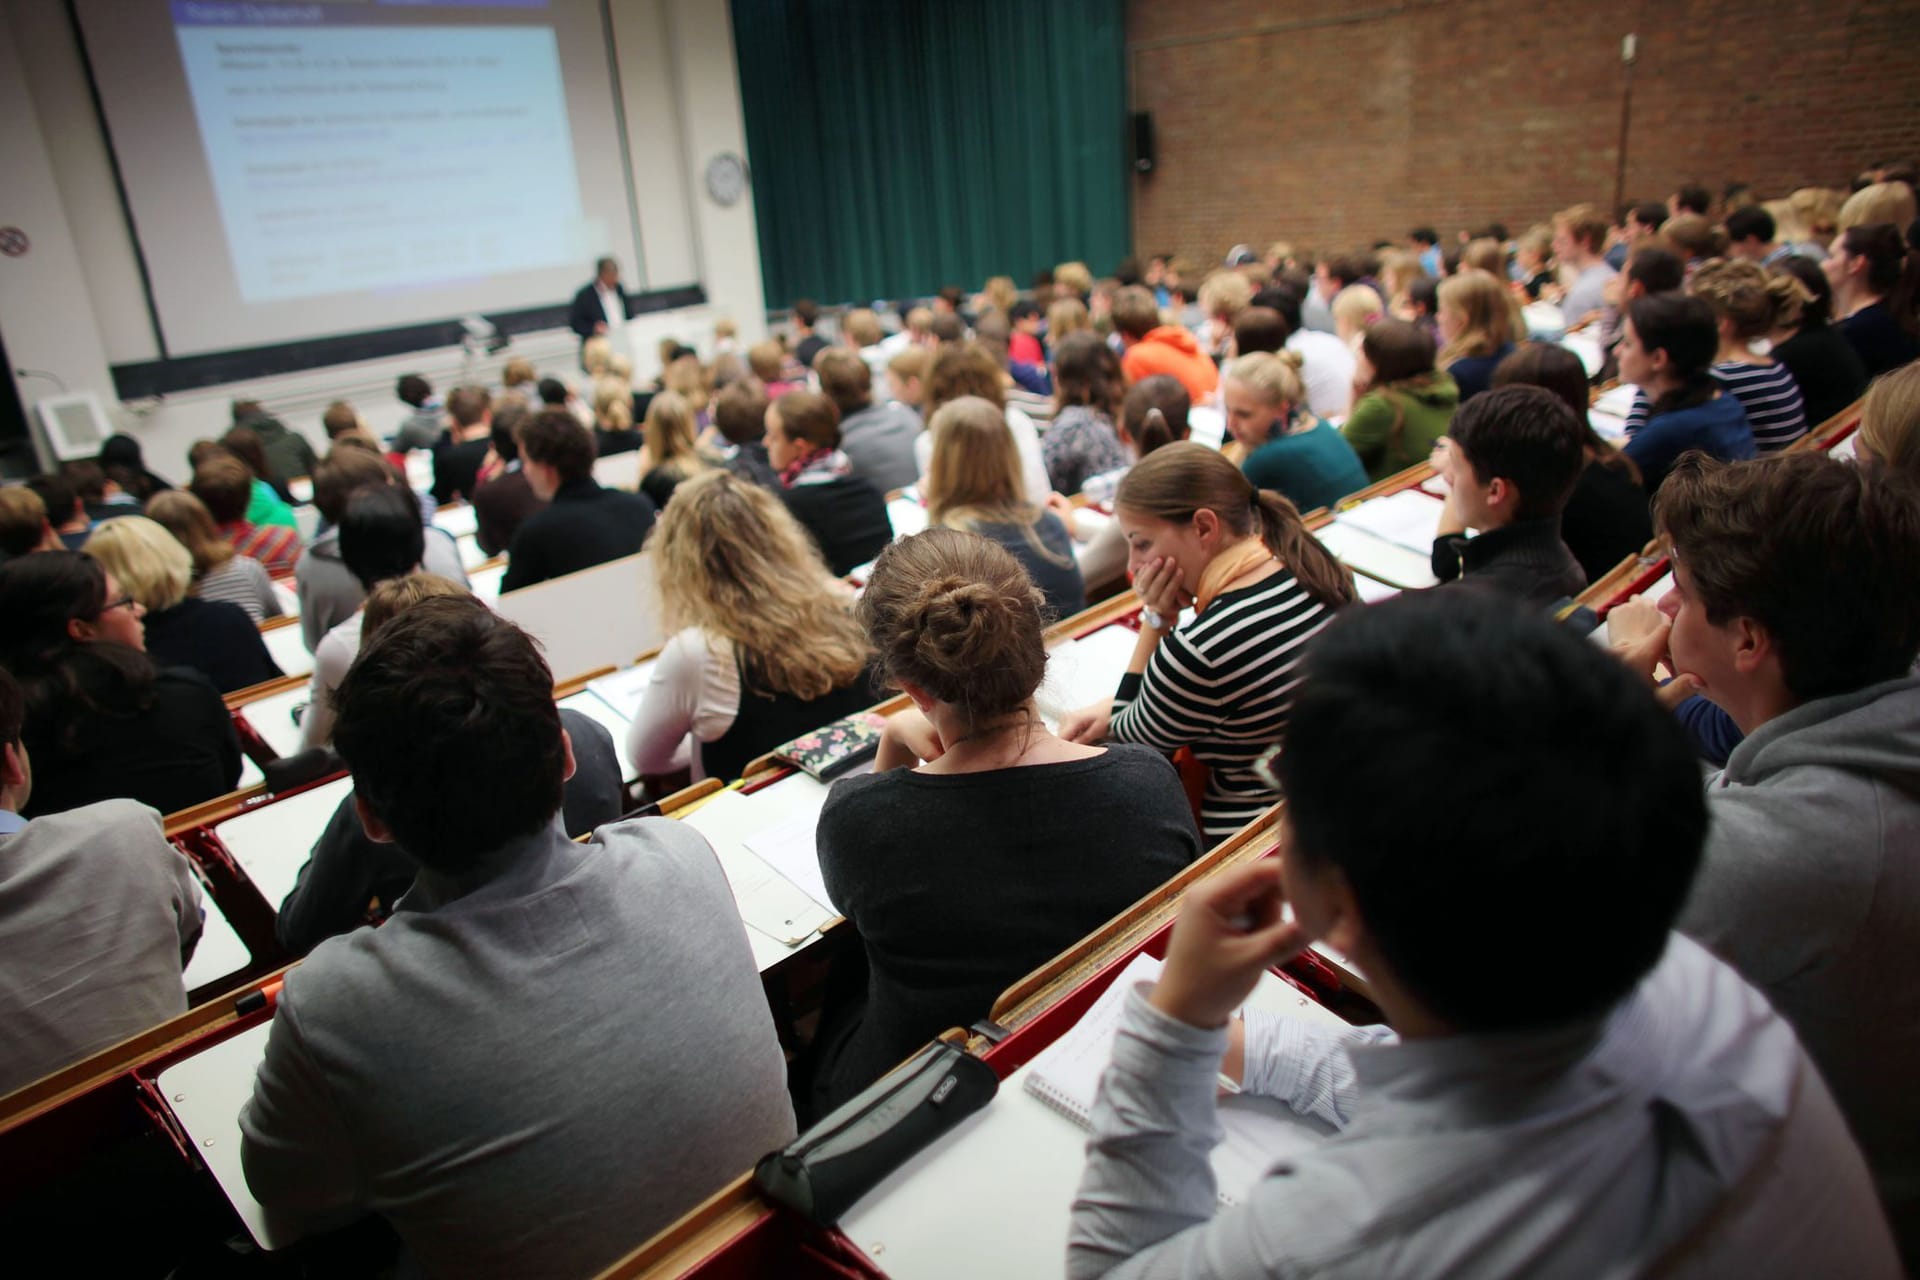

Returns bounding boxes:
[1679,674,1920,1255]
[838,400,923,494]
[294,523,470,653]
[240,816,796,1279]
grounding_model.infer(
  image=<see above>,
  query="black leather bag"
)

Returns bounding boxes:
[754,1041,998,1225]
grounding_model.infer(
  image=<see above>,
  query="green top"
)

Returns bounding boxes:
[1340,371,1461,481]
[247,478,299,531]
[1241,419,1371,514]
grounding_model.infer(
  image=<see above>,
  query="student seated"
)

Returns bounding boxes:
[190,437,298,531]
[1061,444,1354,843]
[1490,343,1651,581]
[274,576,625,956]
[1264,285,1356,419]
[1220,352,1368,513]
[590,377,645,459]
[627,471,877,782]
[809,529,1200,1110]
[500,408,658,592]
[391,372,446,451]
[765,390,891,577]
[98,433,173,504]
[1611,452,1920,1263]
[0,551,240,818]
[1052,376,1192,592]
[1550,202,1619,329]
[429,385,495,505]
[0,666,204,1096]
[635,389,714,509]
[297,446,468,652]
[1067,590,1899,1278]
[240,597,795,1279]
[27,472,92,550]
[1689,258,1809,450]
[1768,255,1870,428]
[1429,386,1587,605]
[1112,285,1219,404]
[231,398,319,492]
[914,343,1051,505]
[1856,359,1920,477]
[1826,222,1920,377]
[0,485,59,562]
[145,491,284,624]
[471,401,544,557]
[1618,293,1757,490]
[815,347,921,492]
[189,454,302,576]
[1341,318,1461,481]
[84,516,281,693]
[1044,332,1132,495]
[1434,270,1517,400]
[924,396,1086,617]
[707,382,777,487]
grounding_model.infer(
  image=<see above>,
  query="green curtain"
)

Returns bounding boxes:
[730,0,1129,309]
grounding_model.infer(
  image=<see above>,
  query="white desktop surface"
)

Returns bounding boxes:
[183,893,252,994]
[270,581,301,618]
[455,533,488,571]
[556,687,641,784]
[1313,522,1440,590]
[260,626,314,680]
[158,1022,288,1249]
[469,562,507,601]
[239,686,309,762]
[216,778,355,911]
[677,775,848,972]
[431,503,479,539]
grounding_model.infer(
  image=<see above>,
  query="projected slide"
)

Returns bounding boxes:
[174,12,592,303]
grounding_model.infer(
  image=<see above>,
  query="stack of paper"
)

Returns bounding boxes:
[1034,625,1141,727]
[1333,489,1446,555]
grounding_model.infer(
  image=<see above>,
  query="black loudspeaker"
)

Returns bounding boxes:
[1132,112,1155,175]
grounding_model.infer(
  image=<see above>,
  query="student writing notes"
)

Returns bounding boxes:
[807,529,1200,1114]
[240,597,794,1280]
[1061,444,1353,843]
[1068,592,1899,1279]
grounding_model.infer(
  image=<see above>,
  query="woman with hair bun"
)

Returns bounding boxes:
[1061,443,1354,843]
[1688,258,1809,451]
[1767,256,1869,427]
[808,528,1200,1108]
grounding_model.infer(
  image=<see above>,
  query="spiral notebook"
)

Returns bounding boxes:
[1022,952,1335,1207]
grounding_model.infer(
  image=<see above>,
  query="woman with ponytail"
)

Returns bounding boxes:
[1688,258,1810,450]
[1618,293,1756,491]
[1060,443,1354,843]
[807,528,1200,1109]
[1826,223,1920,377]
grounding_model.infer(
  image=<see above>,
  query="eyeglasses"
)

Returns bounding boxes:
[99,595,141,615]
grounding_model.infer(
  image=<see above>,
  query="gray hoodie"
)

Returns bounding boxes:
[1679,674,1920,1250]
[295,524,471,653]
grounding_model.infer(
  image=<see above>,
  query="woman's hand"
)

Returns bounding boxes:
[1132,555,1189,617]
[876,708,944,771]
[1059,699,1112,745]
[1043,491,1082,540]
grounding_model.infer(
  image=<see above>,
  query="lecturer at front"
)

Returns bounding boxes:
[569,256,630,363]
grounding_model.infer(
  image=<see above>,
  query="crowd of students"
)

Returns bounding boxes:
[1,163,1918,1276]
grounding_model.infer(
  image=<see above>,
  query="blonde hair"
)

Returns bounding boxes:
[653,470,870,698]
[1376,250,1426,305]
[713,317,738,341]
[1553,203,1610,253]
[923,397,1074,573]
[502,357,537,388]
[607,353,633,384]
[1437,270,1518,363]
[842,308,883,348]
[980,276,1017,315]
[642,390,706,479]
[362,573,467,639]
[1198,270,1254,321]
[1788,187,1846,242]
[1857,362,1920,479]
[1837,181,1918,235]
[1221,350,1307,413]
[1664,214,1728,260]
[592,378,634,431]
[747,340,785,383]
[887,345,931,383]
[83,516,193,612]
[581,336,612,377]
[1689,257,1809,341]
[1516,224,1553,265]
[1332,284,1386,337]
[662,353,710,413]
[144,490,236,579]
[1054,261,1093,297]
[1462,238,1505,278]
[1046,296,1091,344]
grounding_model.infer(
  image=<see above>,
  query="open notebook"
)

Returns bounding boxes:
[1022,952,1334,1207]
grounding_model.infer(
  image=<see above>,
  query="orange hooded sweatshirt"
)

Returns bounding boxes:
[1121,325,1219,404]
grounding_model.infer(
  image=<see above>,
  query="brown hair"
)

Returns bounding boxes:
[312,446,399,524]
[362,573,468,640]
[887,345,931,384]
[220,426,273,484]
[858,527,1048,735]
[1462,238,1506,277]
[1110,285,1162,340]
[712,383,769,446]
[772,390,841,451]
[747,340,786,383]
[144,490,236,578]
[447,385,491,430]
[1051,330,1123,420]
[1046,296,1091,345]
[842,308,884,348]
[1553,204,1611,254]
[1232,306,1289,355]
[814,347,874,418]
[1116,442,1355,609]
[925,343,1006,418]
[189,455,254,524]
[516,408,597,483]
[1688,257,1808,340]
[1663,214,1727,260]
[1436,270,1516,364]
[1655,451,1920,700]
[1119,375,1191,455]
[1360,316,1438,387]
[1858,361,1920,481]
[1491,343,1639,481]
[0,486,48,558]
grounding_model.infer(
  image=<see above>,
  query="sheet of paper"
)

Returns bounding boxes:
[677,787,837,970]
[1313,523,1440,590]
[591,450,643,493]
[469,562,507,602]
[1829,432,1858,460]
[183,891,252,993]
[216,777,355,911]
[238,685,309,761]
[1588,410,1629,442]
[1069,506,1113,567]
[1352,574,1400,604]
[270,581,301,618]
[743,808,835,912]
[583,659,659,724]
[887,497,929,539]
[431,503,479,539]
[156,1022,291,1249]
[456,533,488,571]
[287,477,314,505]
[1034,625,1141,726]
[1333,488,1445,555]
[1561,333,1604,377]
[259,626,313,680]
[555,690,639,784]
[1186,404,1226,451]
[1592,383,1638,418]
[403,452,434,492]
[1522,300,1565,336]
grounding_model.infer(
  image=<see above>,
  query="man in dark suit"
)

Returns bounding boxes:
[569,257,630,363]
[500,409,656,592]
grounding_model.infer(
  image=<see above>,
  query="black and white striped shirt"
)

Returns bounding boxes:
[1712,361,1807,452]
[1109,569,1337,844]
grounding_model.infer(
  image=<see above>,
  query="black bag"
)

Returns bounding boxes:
[754,1041,998,1224]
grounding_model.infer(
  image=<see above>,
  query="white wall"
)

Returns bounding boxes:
[0,0,768,481]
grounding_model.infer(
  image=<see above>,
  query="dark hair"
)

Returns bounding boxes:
[1406,276,1439,317]
[0,550,159,761]
[924,344,1006,418]
[1448,386,1586,520]
[1110,285,1161,341]
[1673,185,1712,216]
[858,528,1046,737]
[772,389,841,451]
[1629,200,1669,230]
[99,435,167,502]
[1119,375,1191,455]
[489,401,529,463]
[1492,343,1638,479]
[516,408,596,483]
[1233,306,1289,355]
[712,384,769,446]
[1655,452,1920,701]
[1360,317,1437,385]
[189,455,254,524]
[1051,331,1124,420]
[1840,223,1920,338]
[1626,292,1720,415]
[339,484,425,591]
[1275,590,1707,1031]
[595,255,618,275]
[813,347,874,418]
[397,374,432,408]
[1255,282,1306,332]
[312,446,398,525]
[938,285,967,309]
[928,313,965,344]
[1409,226,1438,247]
[1725,205,1775,245]
[536,377,570,407]
[61,459,107,504]
[1008,300,1042,324]
[1625,244,1685,295]
[446,385,490,429]
[25,473,79,523]
[0,664,20,750]
[321,402,360,439]
[221,426,275,486]
[1320,254,1365,289]
[792,298,819,327]
[1772,255,1833,327]
[331,596,565,872]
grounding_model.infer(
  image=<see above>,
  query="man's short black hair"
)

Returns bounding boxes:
[1232,306,1289,355]
[1008,300,1042,324]
[1274,591,1708,1032]
[0,663,22,750]
[25,474,78,522]
[1409,226,1439,247]
[792,298,819,327]
[339,484,425,591]
[1252,283,1305,332]
[516,408,596,483]
[1625,244,1685,294]
[1673,185,1712,216]
[1448,385,1586,520]
[1628,201,1668,231]
[1725,205,1776,245]
[397,374,432,408]
[490,402,529,463]
[332,596,565,873]
[537,377,570,407]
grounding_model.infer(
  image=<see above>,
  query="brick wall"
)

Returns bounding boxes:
[1127,0,1920,264]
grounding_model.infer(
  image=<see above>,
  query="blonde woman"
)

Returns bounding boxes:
[1332,283,1386,349]
[1377,249,1428,320]
[85,516,282,693]
[925,396,1084,616]
[592,377,643,458]
[627,470,875,781]
[1436,270,1520,400]
[1836,181,1918,236]
[581,336,613,378]
[977,275,1018,317]
[1046,296,1091,354]
[638,389,714,508]
[144,489,284,623]
[1856,361,1920,479]
[1220,352,1368,512]
[661,350,711,421]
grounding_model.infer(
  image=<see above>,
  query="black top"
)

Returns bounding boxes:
[793,334,829,370]
[700,654,878,783]
[568,281,629,341]
[1839,302,1920,380]
[1447,344,1514,401]
[21,666,242,819]
[1560,457,1652,583]
[813,744,1201,1105]
[143,597,283,694]
[431,437,493,506]
[274,708,625,956]
[778,476,892,577]
[472,468,544,557]
[500,477,656,592]
[640,465,690,511]
[1772,326,1870,428]
[594,428,643,457]
[1432,517,1587,608]
[966,514,1086,619]
[725,443,778,489]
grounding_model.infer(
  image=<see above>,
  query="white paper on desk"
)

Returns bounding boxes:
[1187,404,1226,451]
[1333,489,1445,555]
[1314,523,1440,590]
[156,1022,293,1250]
[1829,432,1858,460]
[584,660,659,723]
[1593,383,1639,418]
[432,503,480,539]
[456,533,488,571]
[887,498,929,539]
[1589,411,1629,443]
[1353,574,1400,604]
[470,563,507,602]
[744,809,836,912]
[1561,334,1604,377]
[679,789,836,950]
[270,581,301,617]
[1035,625,1141,726]
[555,690,640,783]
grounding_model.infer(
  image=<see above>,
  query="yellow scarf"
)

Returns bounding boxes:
[1194,538,1275,614]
